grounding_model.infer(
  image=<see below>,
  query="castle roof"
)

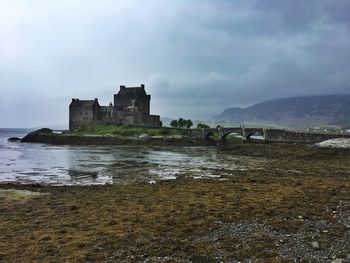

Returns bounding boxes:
[117,85,147,97]
[70,99,99,107]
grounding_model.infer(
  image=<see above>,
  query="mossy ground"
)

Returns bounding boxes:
[0,143,349,262]
[0,189,45,201]
[72,124,187,137]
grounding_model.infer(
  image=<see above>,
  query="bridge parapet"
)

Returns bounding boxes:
[186,128,204,139]
[186,127,350,144]
[264,129,350,143]
[190,127,265,141]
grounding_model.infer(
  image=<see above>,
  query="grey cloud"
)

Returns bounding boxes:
[0,0,349,127]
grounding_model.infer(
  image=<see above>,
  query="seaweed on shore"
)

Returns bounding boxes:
[0,143,349,262]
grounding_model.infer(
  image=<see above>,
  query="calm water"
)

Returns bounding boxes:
[0,128,262,186]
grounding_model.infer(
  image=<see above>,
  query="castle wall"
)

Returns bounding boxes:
[100,105,115,124]
[69,100,100,131]
[114,94,130,111]
[138,95,150,114]
[116,111,160,128]
[114,85,150,114]
[114,94,150,114]
[134,113,160,127]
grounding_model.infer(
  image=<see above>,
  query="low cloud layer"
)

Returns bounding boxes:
[1,0,349,127]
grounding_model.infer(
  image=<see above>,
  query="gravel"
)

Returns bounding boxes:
[197,206,350,263]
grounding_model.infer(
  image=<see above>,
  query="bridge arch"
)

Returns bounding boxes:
[245,130,265,141]
[204,131,216,141]
[222,131,242,140]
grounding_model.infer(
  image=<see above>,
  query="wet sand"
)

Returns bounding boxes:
[0,143,349,262]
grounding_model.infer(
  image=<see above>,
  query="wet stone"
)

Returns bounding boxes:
[311,241,320,250]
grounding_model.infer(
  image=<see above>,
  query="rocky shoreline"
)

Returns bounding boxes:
[19,128,213,146]
[17,128,350,149]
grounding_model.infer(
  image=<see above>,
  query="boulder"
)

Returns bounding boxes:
[21,128,54,143]
[8,137,21,142]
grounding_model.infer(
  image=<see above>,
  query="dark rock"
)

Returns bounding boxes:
[37,128,53,133]
[8,137,21,142]
[21,128,54,143]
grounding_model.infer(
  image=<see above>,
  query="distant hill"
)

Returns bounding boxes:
[215,95,350,128]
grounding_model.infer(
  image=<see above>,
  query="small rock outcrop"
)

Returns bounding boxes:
[21,128,54,143]
[7,137,21,142]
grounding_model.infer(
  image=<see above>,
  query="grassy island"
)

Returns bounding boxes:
[72,124,188,137]
[21,126,212,146]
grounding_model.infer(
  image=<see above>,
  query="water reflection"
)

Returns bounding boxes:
[0,129,265,186]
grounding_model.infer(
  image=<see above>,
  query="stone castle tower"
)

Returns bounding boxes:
[69,84,160,131]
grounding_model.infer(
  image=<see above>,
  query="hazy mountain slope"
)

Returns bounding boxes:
[215,95,350,128]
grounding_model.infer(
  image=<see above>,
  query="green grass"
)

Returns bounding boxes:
[72,124,188,137]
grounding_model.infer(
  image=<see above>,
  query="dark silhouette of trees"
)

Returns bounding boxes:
[186,119,193,128]
[170,118,193,129]
[170,120,178,128]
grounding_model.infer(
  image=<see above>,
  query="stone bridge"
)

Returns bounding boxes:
[187,127,350,144]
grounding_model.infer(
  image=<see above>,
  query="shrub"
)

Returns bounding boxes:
[197,123,210,128]
[158,128,170,135]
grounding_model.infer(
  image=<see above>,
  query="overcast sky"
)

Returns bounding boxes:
[1,0,350,127]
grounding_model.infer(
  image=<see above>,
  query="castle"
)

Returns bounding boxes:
[69,84,160,131]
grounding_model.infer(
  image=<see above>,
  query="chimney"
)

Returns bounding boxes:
[95,98,98,102]
[120,85,125,90]
[141,84,145,90]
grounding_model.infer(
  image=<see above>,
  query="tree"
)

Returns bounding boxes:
[197,123,210,128]
[178,118,185,128]
[171,118,193,129]
[186,119,193,128]
[170,120,178,128]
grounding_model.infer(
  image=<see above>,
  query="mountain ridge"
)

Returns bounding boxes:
[215,95,350,128]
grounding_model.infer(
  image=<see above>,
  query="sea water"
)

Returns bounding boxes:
[0,128,262,185]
